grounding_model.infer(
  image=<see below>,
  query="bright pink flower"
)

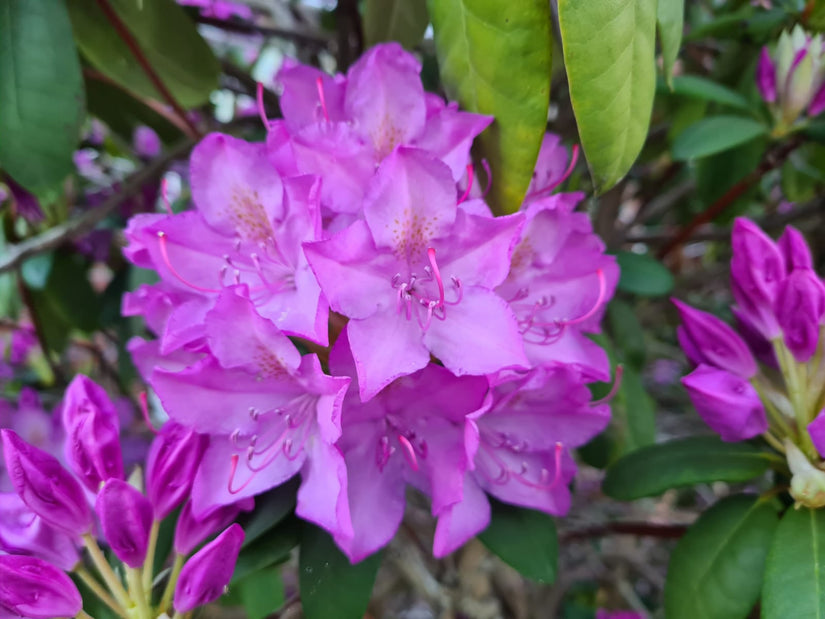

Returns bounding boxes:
[0,555,82,619]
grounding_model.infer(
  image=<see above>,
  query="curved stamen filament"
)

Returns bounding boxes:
[525,144,580,200]
[228,454,256,495]
[157,232,221,294]
[316,77,330,122]
[457,164,474,205]
[592,365,624,407]
[160,178,173,216]
[256,82,271,131]
[397,434,419,471]
[564,268,606,326]
[427,248,445,307]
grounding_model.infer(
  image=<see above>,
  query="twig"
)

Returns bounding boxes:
[561,521,688,543]
[0,140,195,274]
[196,15,331,48]
[657,138,802,259]
[94,0,200,138]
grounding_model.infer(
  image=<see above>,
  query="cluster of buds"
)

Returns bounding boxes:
[675,218,825,508]
[0,376,247,618]
[757,25,825,135]
[122,43,617,562]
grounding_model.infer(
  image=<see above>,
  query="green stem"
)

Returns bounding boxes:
[126,567,152,619]
[142,520,160,596]
[76,610,95,619]
[773,340,817,457]
[752,377,794,439]
[75,567,128,619]
[159,554,185,614]
[82,534,132,608]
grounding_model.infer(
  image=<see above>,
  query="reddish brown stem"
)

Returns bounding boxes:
[657,138,802,260]
[94,0,201,139]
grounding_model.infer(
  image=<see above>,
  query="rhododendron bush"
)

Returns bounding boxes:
[2,1,825,618]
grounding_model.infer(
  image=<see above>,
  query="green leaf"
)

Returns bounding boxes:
[603,436,772,501]
[558,0,657,192]
[232,516,300,583]
[672,116,768,161]
[607,299,645,369]
[665,495,779,619]
[615,364,656,453]
[763,507,825,619]
[669,75,751,111]
[0,0,85,191]
[429,0,552,214]
[21,253,54,291]
[615,251,674,297]
[238,479,298,548]
[299,523,382,619]
[67,0,219,108]
[657,0,684,88]
[478,499,557,583]
[364,0,429,49]
[233,567,285,619]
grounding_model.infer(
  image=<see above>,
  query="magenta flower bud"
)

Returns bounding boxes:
[174,523,245,612]
[808,410,825,459]
[757,47,777,103]
[778,225,814,271]
[95,479,153,568]
[146,422,207,520]
[730,218,786,339]
[174,497,253,556]
[809,81,825,116]
[1,429,92,536]
[62,374,120,429]
[0,493,80,570]
[682,365,768,442]
[775,269,825,362]
[673,299,757,378]
[0,554,82,619]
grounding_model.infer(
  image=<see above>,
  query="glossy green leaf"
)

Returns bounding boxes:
[233,567,285,619]
[67,0,219,108]
[558,0,657,192]
[657,0,684,88]
[669,75,750,111]
[615,251,674,297]
[364,0,429,49]
[429,0,552,214]
[603,436,772,500]
[239,479,299,549]
[763,507,825,619]
[478,500,558,583]
[608,299,646,369]
[299,523,382,619]
[665,495,779,619]
[0,0,84,191]
[232,516,300,583]
[615,364,656,453]
[672,116,768,161]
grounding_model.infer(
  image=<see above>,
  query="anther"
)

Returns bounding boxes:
[157,231,221,293]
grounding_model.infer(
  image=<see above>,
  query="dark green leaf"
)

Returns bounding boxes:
[299,523,382,619]
[364,0,429,49]
[657,0,684,88]
[672,116,768,161]
[615,251,674,297]
[0,0,84,191]
[429,0,552,214]
[478,499,557,583]
[669,75,750,111]
[232,515,300,583]
[665,495,779,619]
[558,0,657,192]
[615,364,656,453]
[763,507,825,619]
[234,567,285,619]
[67,0,219,108]
[603,436,772,501]
[239,479,298,548]
[607,299,646,369]
[21,253,54,291]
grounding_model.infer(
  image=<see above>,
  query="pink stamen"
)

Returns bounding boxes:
[457,164,474,204]
[397,434,419,471]
[564,268,606,326]
[157,232,221,294]
[316,77,330,122]
[427,248,445,307]
[592,365,624,406]
[228,454,256,495]
[256,82,270,130]
[138,391,158,435]
[524,143,580,199]
[160,178,173,216]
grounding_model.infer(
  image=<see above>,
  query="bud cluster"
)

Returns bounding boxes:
[675,218,825,508]
[0,376,247,618]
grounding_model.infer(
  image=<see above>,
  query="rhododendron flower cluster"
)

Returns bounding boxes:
[675,218,825,508]
[123,43,617,562]
[0,376,247,617]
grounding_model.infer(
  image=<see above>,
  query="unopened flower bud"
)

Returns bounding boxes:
[786,439,825,508]
[673,299,757,378]
[95,479,153,568]
[146,422,207,520]
[775,269,825,362]
[174,497,253,556]
[174,523,245,612]
[808,410,825,459]
[764,26,825,126]
[1,429,92,536]
[730,218,786,339]
[681,365,767,442]
[757,47,777,103]
[778,225,814,271]
[0,493,80,570]
[0,554,82,619]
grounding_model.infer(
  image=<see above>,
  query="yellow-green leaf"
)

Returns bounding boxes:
[658,0,684,88]
[364,0,429,50]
